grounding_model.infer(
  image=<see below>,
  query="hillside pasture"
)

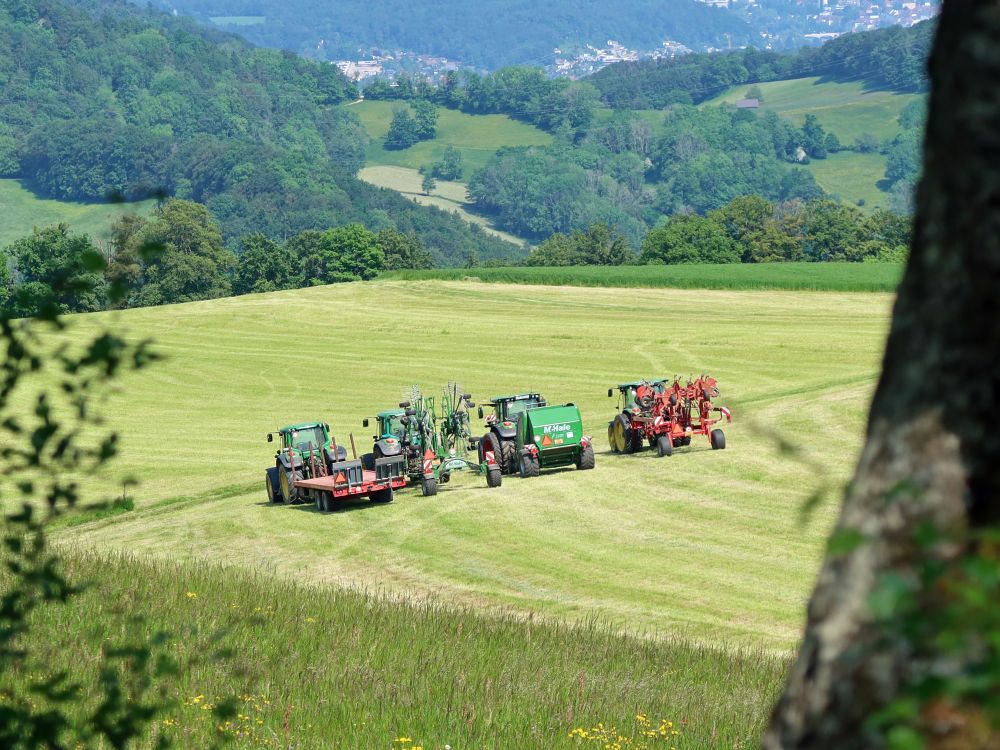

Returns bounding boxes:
[804,151,891,210]
[0,178,157,248]
[358,165,528,246]
[702,76,921,143]
[50,279,893,652]
[350,99,552,178]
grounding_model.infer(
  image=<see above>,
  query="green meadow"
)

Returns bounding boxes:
[8,277,894,746]
[0,178,157,248]
[349,100,552,179]
[383,263,903,292]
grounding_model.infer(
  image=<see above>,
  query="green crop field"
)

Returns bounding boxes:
[350,100,552,179]
[384,263,903,292]
[805,151,891,210]
[358,165,528,246]
[703,76,921,143]
[0,178,157,248]
[12,277,893,746]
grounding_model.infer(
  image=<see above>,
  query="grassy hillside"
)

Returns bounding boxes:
[350,100,552,179]
[702,76,921,208]
[0,178,157,248]
[358,165,528,246]
[18,552,786,748]
[46,279,892,652]
[703,76,920,143]
[383,263,903,292]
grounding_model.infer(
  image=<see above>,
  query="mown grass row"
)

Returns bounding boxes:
[381,263,902,292]
[15,552,788,749]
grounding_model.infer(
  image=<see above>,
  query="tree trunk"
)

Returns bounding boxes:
[764,4,1000,748]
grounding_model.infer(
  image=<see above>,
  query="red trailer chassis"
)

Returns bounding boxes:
[291,448,407,512]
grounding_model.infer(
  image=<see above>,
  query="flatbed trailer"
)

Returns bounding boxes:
[268,455,407,512]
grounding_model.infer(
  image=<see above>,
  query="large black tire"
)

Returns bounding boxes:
[611,413,634,454]
[577,444,595,470]
[519,453,540,478]
[711,429,726,450]
[280,467,302,504]
[656,435,673,457]
[266,467,282,503]
[682,435,692,447]
[369,486,394,503]
[315,491,330,512]
[629,426,645,453]
[486,467,502,488]
[421,477,437,497]
[607,422,619,454]
[482,432,503,472]
[499,437,517,475]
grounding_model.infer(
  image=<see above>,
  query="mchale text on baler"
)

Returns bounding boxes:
[364,383,502,496]
[264,422,406,511]
[513,402,596,478]
[607,375,732,457]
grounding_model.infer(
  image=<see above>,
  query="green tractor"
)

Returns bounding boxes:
[366,384,502,496]
[264,421,348,503]
[516,403,595,477]
[476,393,547,474]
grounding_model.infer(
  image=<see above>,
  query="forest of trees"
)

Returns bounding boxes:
[0,0,518,265]
[590,20,934,109]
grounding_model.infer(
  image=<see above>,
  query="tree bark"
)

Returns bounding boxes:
[764,3,1000,748]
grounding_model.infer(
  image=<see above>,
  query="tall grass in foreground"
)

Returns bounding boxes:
[14,552,788,749]
[382,263,903,292]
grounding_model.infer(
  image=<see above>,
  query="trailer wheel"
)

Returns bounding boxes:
[421,477,437,496]
[314,491,327,512]
[266,467,282,503]
[711,429,726,450]
[607,423,619,453]
[577,443,596,470]
[280,468,302,504]
[486,467,502,488]
[369,486,394,504]
[439,472,450,485]
[519,453,540,478]
[656,435,673,457]
[629,426,645,453]
[682,436,692,447]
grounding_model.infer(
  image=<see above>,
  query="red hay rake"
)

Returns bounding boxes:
[608,375,732,457]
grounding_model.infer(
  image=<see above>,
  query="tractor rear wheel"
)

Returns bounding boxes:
[266,468,281,503]
[499,438,517,475]
[711,429,726,450]
[607,423,619,453]
[421,477,438,496]
[369,486,394,503]
[519,453,540,478]
[611,414,634,454]
[577,444,595,470]
[280,467,302,504]
[656,435,673,457]
[486,467,502,488]
[629,426,645,453]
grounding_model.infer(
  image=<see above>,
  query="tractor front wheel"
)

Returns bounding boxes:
[710,429,726,450]
[656,435,673,457]
[519,453,540,478]
[421,477,438,497]
[577,444,595,470]
[280,467,302,504]
[486,467,502,488]
[266,468,281,503]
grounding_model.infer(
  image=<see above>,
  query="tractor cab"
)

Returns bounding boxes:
[268,422,330,458]
[480,393,547,425]
[608,380,668,414]
[364,405,419,459]
[375,409,407,441]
